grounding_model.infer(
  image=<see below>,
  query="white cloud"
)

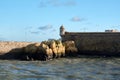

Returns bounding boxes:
[51,29,56,32]
[39,1,47,7]
[30,31,39,34]
[71,16,86,22]
[39,0,77,8]
[38,24,53,30]
[64,0,76,6]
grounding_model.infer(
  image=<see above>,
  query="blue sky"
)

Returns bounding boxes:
[0,0,120,42]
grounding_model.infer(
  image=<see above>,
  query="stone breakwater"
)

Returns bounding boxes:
[0,41,32,54]
[0,41,78,61]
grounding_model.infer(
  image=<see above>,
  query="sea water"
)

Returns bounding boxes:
[0,58,120,80]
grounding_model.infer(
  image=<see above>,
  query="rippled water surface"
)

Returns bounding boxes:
[0,58,120,80]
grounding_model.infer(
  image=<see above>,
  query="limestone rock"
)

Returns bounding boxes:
[38,43,53,60]
[22,40,76,60]
[24,43,40,54]
[50,41,56,49]
[49,40,65,58]
[64,41,78,56]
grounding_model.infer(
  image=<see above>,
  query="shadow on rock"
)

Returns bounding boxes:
[0,47,26,60]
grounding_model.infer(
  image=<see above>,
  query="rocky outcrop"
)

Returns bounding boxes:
[0,41,33,60]
[0,40,78,61]
[64,41,78,57]
[50,41,65,58]
[23,40,66,61]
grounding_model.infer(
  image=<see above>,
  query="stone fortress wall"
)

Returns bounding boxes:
[0,25,119,60]
[60,25,120,55]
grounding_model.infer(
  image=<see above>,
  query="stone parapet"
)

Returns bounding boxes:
[61,32,120,55]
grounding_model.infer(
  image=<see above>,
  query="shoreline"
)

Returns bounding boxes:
[0,41,120,61]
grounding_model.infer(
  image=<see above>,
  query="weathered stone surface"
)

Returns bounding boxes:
[38,43,53,60]
[0,42,33,60]
[0,41,32,54]
[24,43,40,54]
[0,40,78,61]
[61,31,120,56]
[24,43,41,60]
[50,41,56,49]
[50,41,65,58]
[23,40,66,60]
[64,41,78,56]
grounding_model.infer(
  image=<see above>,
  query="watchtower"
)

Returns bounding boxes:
[60,25,65,36]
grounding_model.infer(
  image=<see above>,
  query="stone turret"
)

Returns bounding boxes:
[60,25,65,36]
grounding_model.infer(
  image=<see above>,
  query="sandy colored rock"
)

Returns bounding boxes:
[50,41,56,49]
[0,40,78,61]
[0,41,32,54]
[38,43,53,60]
[64,41,78,56]
[40,43,49,49]
[49,40,65,58]
[24,43,40,54]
